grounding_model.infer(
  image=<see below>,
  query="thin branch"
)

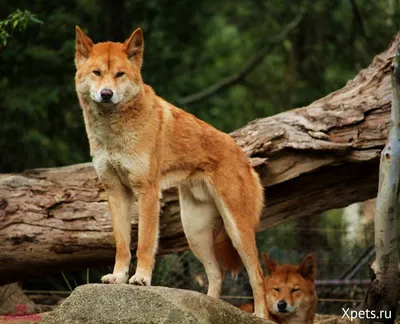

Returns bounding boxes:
[339,245,375,280]
[177,10,305,106]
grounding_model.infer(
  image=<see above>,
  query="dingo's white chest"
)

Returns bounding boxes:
[93,149,150,187]
[89,120,150,186]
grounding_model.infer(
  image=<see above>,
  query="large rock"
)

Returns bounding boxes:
[41,284,273,324]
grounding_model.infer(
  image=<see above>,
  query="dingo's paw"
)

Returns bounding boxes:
[101,271,128,284]
[129,271,151,286]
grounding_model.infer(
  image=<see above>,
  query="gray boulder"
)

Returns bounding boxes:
[41,284,273,324]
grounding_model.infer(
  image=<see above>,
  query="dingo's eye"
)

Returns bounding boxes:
[93,70,101,76]
[292,288,300,293]
[116,72,125,78]
[274,288,280,292]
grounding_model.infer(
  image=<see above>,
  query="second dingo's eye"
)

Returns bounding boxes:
[93,70,101,76]
[116,72,125,78]
[274,288,280,292]
[292,288,300,293]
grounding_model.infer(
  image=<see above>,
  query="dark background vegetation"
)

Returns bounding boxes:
[0,0,399,316]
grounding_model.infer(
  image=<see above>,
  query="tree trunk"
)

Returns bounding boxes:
[360,35,400,324]
[0,35,398,285]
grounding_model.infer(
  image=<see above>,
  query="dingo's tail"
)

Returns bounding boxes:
[214,227,242,276]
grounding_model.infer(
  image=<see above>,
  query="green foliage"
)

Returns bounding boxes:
[0,9,42,47]
[0,1,397,172]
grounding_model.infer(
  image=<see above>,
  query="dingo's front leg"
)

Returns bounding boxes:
[100,177,134,284]
[129,184,160,286]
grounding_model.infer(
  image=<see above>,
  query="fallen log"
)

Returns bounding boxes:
[0,35,398,285]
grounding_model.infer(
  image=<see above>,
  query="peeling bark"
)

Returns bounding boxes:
[0,35,399,285]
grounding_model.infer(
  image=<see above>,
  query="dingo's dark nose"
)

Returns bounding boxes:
[101,89,113,100]
[277,300,287,311]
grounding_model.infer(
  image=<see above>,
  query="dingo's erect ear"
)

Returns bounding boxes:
[262,253,277,275]
[123,28,144,66]
[75,26,94,67]
[298,254,316,282]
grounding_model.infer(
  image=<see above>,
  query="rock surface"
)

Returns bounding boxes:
[37,284,363,323]
[41,284,273,324]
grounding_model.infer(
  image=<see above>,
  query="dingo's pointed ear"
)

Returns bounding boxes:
[298,254,316,282]
[123,28,143,66]
[75,26,94,67]
[262,253,277,275]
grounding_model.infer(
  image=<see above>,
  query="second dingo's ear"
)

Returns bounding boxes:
[123,28,144,67]
[262,253,277,275]
[75,26,94,67]
[298,254,316,282]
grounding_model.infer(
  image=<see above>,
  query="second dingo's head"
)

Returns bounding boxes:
[262,253,317,320]
[75,26,144,108]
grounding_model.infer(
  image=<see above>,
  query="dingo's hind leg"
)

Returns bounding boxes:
[208,170,267,318]
[179,184,224,298]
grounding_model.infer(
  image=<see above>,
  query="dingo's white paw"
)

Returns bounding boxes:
[101,271,128,284]
[129,271,151,286]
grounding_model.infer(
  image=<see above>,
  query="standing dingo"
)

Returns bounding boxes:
[74,26,267,318]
